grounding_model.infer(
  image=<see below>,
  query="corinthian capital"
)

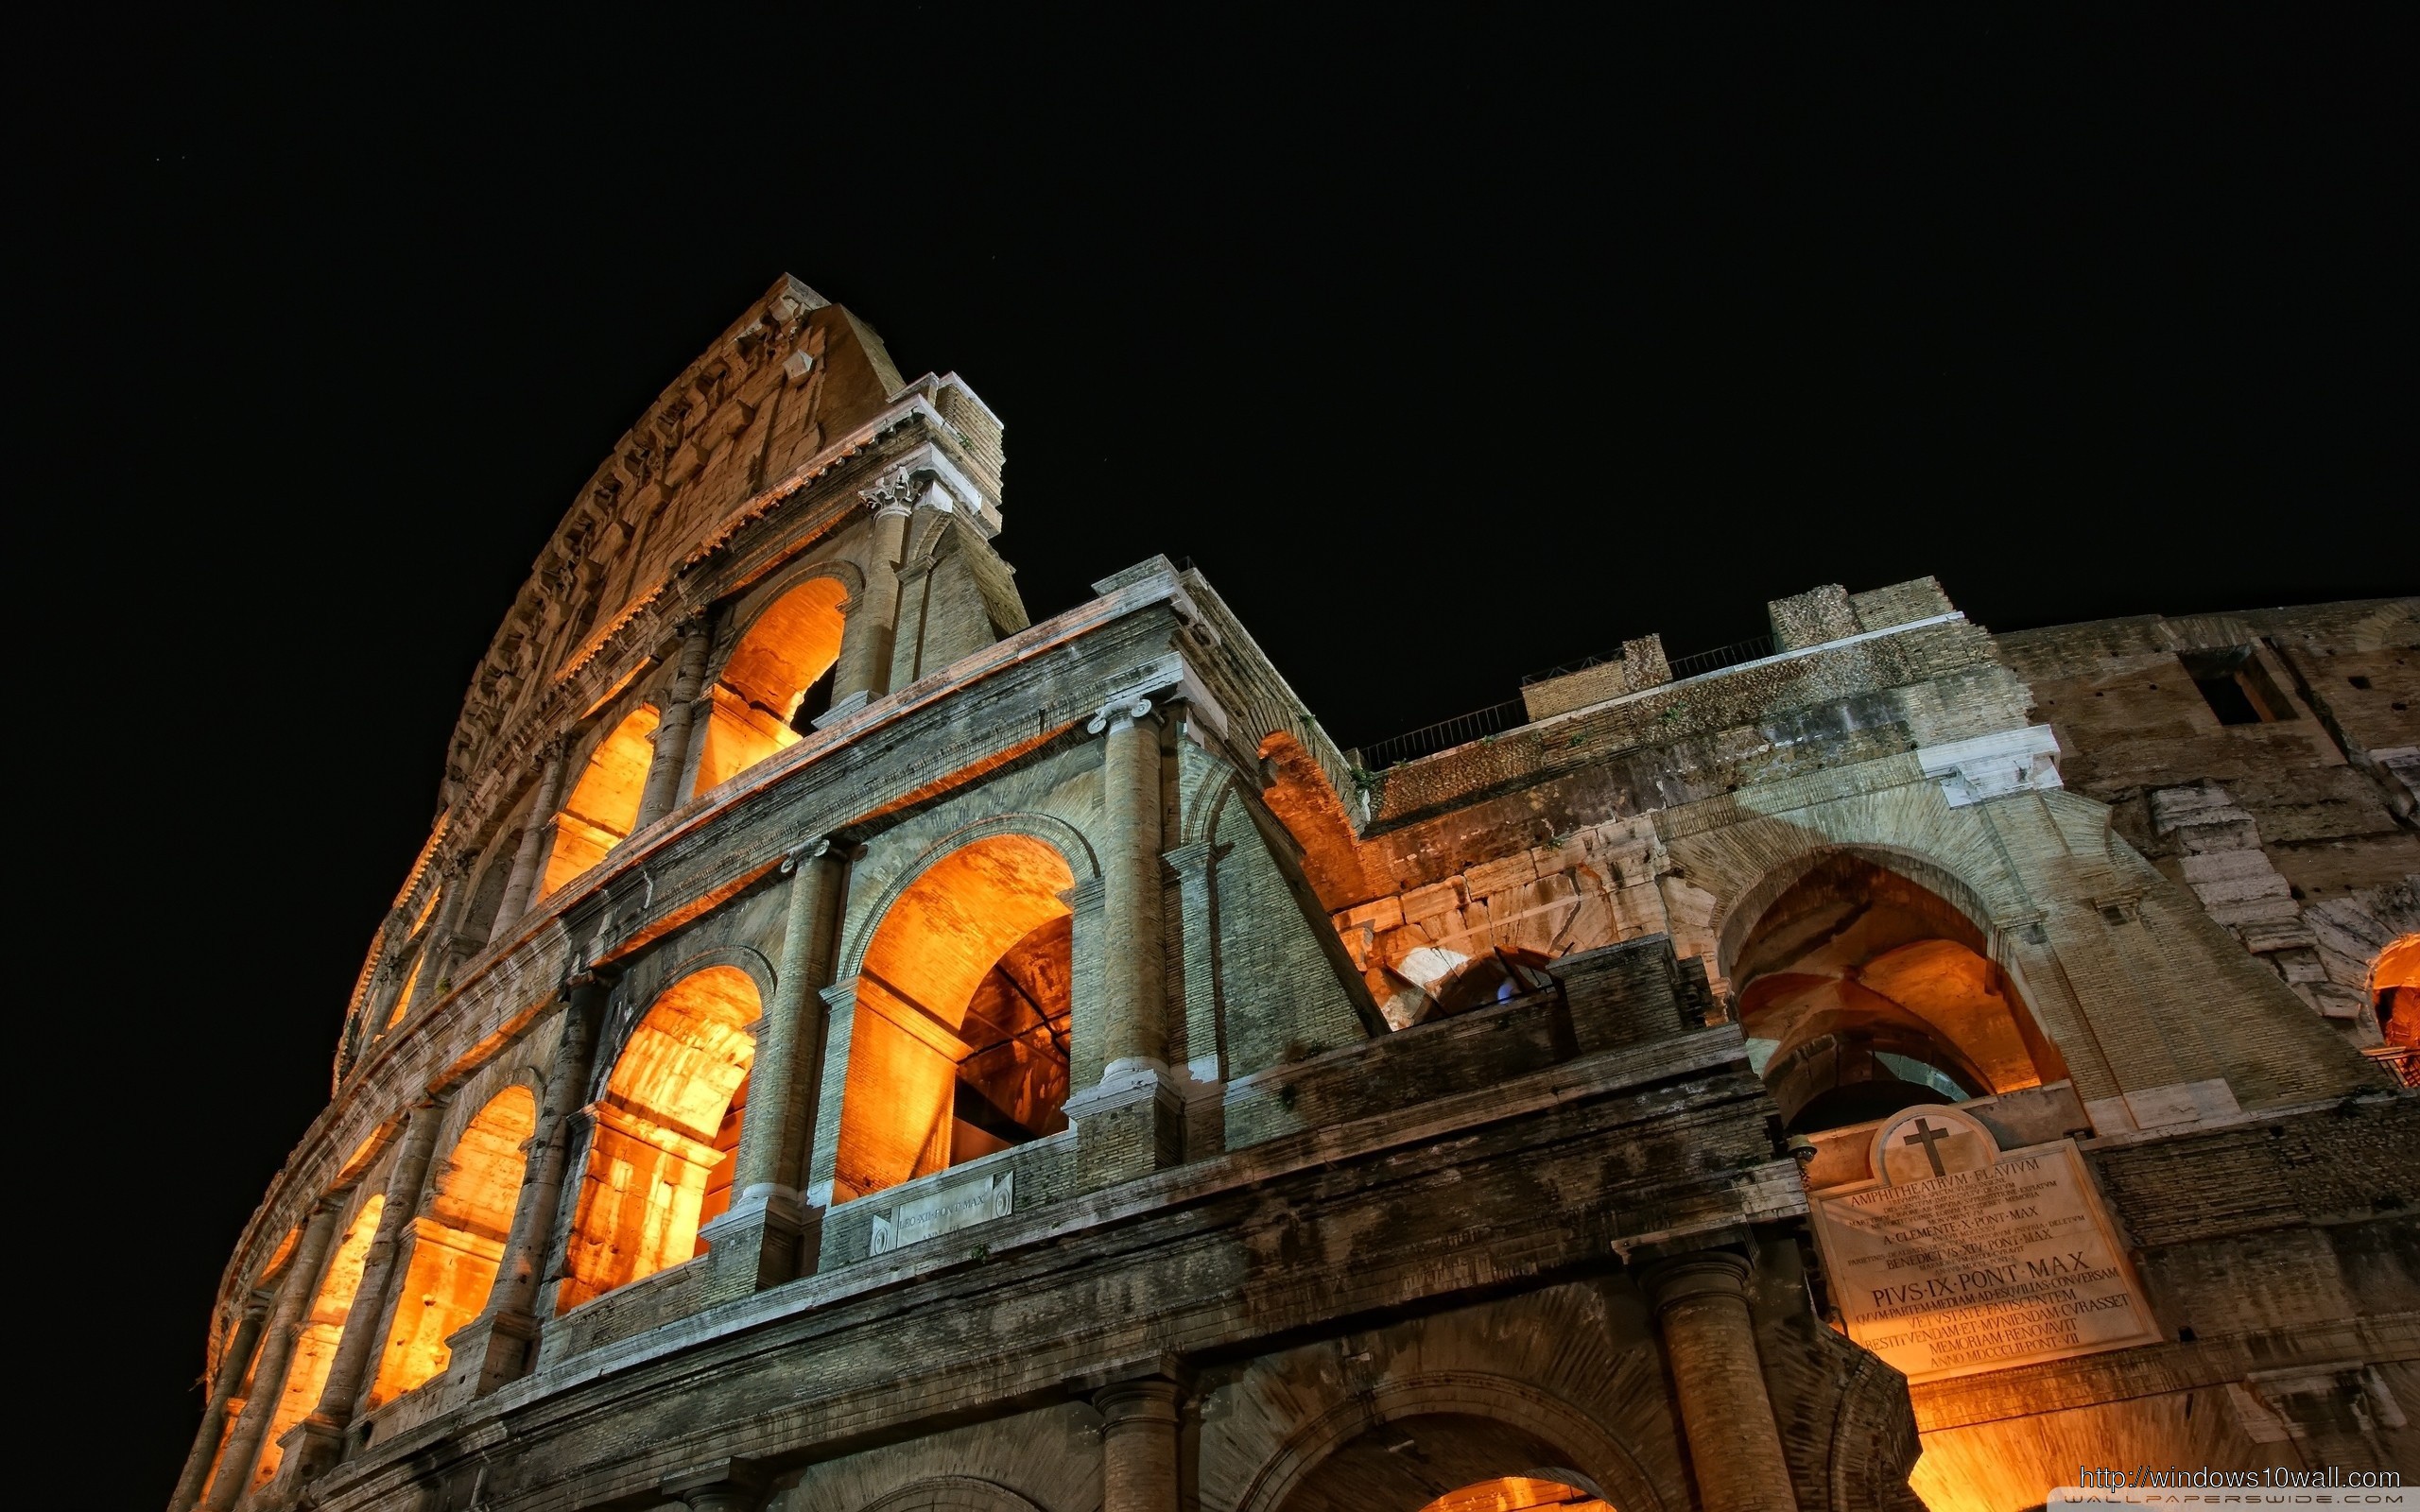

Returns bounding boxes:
[857,468,921,518]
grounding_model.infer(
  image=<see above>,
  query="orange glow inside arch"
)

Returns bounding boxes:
[558,966,757,1313]
[369,1086,536,1405]
[542,706,660,897]
[1734,853,2066,1135]
[2376,933,2420,1050]
[252,1194,383,1487]
[694,576,849,793]
[833,834,1075,1202]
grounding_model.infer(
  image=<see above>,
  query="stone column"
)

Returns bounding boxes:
[1095,1378,1183,1512]
[202,1195,347,1512]
[443,970,610,1396]
[1095,696,1167,1074]
[166,1295,269,1512]
[701,839,846,1297]
[490,739,570,941]
[663,1457,769,1512]
[406,857,477,1019]
[1643,1250,1800,1512]
[280,1100,448,1483]
[1064,696,1182,1190]
[831,492,913,707]
[634,616,712,832]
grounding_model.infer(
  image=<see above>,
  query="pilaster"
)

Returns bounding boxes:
[443,968,610,1397]
[200,1195,346,1512]
[490,738,570,942]
[275,1097,448,1492]
[703,838,847,1297]
[166,1295,268,1512]
[832,480,914,704]
[634,615,712,832]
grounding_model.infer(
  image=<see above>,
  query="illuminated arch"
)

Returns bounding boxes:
[831,833,1078,1201]
[383,949,426,1031]
[1253,732,1374,909]
[1238,1372,1660,1512]
[252,1194,384,1487]
[694,573,852,792]
[543,705,661,897]
[2375,934,2419,1058]
[368,1084,537,1404]
[559,966,758,1312]
[1727,850,2068,1134]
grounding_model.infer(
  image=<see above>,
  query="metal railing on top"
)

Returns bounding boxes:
[1520,631,1774,688]
[1354,633,1781,772]
[1663,633,1777,681]
[1353,698,1530,772]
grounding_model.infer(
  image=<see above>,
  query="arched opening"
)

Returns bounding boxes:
[252,1194,383,1487]
[1273,1413,1615,1512]
[1731,852,2066,1135]
[541,706,661,898]
[384,949,425,1030]
[2374,934,2419,1051]
[1256,732,1374,910]
[1419,1482,1611,1512]
[833,834,1075,1202]
[368,1086,536,1405]
[695,576,850,792]
[558,966,758,1312]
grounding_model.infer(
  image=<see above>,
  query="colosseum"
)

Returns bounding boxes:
[172,276,2418,1512]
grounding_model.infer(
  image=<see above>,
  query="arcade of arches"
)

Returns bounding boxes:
[559,966,759,1313]
[1732,853,2066,1135]
[542,706,660,897]
[533,579,848,905]
[252,1195,383,1489]
[833,834,1076,1201]
[369,1086,536,1404]
[696,576,849,791]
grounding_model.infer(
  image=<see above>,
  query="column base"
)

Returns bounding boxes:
[267,1416,347,1502]
[1065,1066,1185,1192]
[698,1189,814,1301]
[443,1309,540,1399]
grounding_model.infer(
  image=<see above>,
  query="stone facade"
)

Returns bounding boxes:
[175,278,2418,1512]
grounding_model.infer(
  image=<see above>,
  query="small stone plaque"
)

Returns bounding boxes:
[869,1169,1014,1256]
[1809,1108,2159,1382]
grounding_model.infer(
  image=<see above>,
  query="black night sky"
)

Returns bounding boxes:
[19,10,2411,1502]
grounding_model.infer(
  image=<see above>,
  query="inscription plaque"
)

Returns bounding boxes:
[1808,1107,2159,1382]
[869,1168,1014,1256]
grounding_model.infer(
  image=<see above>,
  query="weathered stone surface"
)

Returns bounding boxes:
[177,282,2420,1512]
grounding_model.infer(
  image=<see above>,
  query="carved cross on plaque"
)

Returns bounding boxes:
[1900,1116,1953,1177]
